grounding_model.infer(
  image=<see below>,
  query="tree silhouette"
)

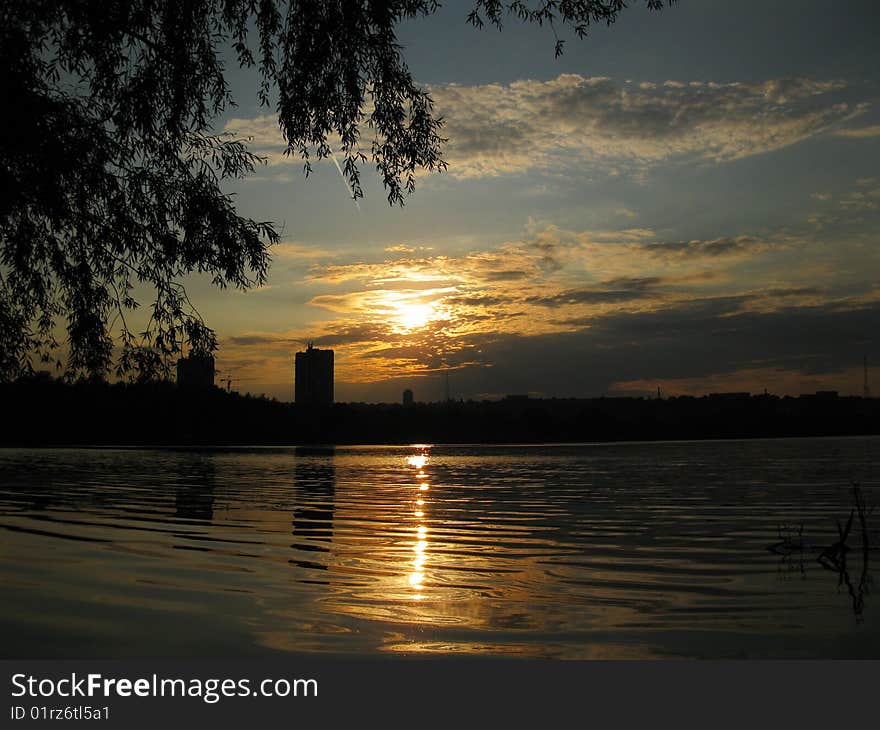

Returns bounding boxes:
[0,0,674,381]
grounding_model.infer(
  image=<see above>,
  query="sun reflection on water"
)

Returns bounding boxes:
[407,455,428,470]
[406,448,433,600]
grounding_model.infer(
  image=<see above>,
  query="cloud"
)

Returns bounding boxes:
[840,188,880,211]
[224,75,868,182]
[306,238,568,288]
[215,204,880,395]
[433,75,865,179]
[310,323,393,347]
[808,178,880,215]
[639,236,772,260]
[273,219,838,383]
[271,241,336,260]
[527,277,662,307]
[459,299,880,398]
[227,334,297,346]
[834,124,880,138]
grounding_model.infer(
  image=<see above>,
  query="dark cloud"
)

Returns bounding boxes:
[602,276,664,288]
[446,294,515,307]
[447,122,528,156]
[360,342,486,370]
[640,237,765,258]
[527,277,662,307]
[311,323,395,347]
[445,299,880,398]
[484,270,530,282]
[761,286,821,298]
[228,334,296,346]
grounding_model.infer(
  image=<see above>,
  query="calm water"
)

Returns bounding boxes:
[1,438,878,659]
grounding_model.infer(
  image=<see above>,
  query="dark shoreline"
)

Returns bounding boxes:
[3,379,879,447]
[3,434,879,451]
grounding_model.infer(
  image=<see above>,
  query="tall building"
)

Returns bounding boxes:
[295,344,334,405]
[176,353,215,389]
[403,388,414,406]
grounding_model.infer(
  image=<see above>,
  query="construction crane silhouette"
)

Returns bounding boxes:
[216,369,256,394]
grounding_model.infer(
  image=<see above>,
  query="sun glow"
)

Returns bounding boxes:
[396,302,435,330]
[382,292,448,333]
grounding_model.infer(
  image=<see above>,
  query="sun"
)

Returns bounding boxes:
[394,302,435,331]
[381,289,448,333]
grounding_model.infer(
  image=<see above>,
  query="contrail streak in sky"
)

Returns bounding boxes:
[328,148,361,212]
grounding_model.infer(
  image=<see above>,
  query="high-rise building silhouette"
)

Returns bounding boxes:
[295,344,334,405]
[176,353,215,389]
[403,388,414,406]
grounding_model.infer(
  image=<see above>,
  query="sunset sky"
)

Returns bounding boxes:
[183,0,879,402]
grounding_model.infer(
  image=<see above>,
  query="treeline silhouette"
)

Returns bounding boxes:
[3,377,878,446]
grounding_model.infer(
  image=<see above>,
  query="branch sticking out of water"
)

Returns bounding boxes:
[817,484,872,621]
